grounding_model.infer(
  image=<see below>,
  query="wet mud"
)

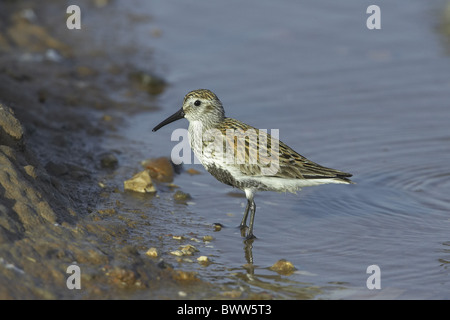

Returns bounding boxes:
[0,0,236,299]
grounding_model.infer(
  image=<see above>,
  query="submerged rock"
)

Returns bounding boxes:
[173,190,192,202]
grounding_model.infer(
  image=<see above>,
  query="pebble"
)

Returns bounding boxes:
[173,190,192,201]
[142,157,174,182]
[123,170,156,193]
[179,244,198,256]
[145,247,159,258]
[23,165,37,179]
[0,103,24,144]
[202,235,213,242]
[269,259,296,275]
[197,256,210,263]
[170,250,183,256]
[98,181,106,188]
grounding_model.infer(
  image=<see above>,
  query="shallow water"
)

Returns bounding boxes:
[103,0,450,298]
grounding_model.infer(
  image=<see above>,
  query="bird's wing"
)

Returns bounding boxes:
[214,118,352,181]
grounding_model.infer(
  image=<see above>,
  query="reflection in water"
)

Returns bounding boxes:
[439,241,450,268]
[229,237,324,299]
[240,226,255,266]
[243,238,255,266]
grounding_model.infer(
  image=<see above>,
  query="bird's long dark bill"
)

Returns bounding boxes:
[152,108,185,132]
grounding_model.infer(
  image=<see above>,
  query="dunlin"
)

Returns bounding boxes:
[153,89,352,239]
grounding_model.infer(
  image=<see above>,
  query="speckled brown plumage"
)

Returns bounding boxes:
[214,117,352,182]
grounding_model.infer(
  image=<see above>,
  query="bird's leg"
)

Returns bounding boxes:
[239,200,251,230]
[246,199,257,240]
[242,189,256,239]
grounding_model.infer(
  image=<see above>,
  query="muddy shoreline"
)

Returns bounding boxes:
[0,0,226,299]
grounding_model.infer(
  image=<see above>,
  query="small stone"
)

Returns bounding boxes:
[197,256,210,263]
[145,247,159,257]
[173,190,192,202]
[124,170,156,193]
[179,244,198,255]
[213,223,223,231]
[202,235,213,242]
[269,259,296,275]
[170,250,183,256]
[142,157,174,182]
[23,165,37,179]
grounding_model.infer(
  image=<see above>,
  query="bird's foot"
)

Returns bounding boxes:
[238,224,257,240]
[238,223,247,230]
[245,233,257,240]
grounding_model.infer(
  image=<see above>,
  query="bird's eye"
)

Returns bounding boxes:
[194,100,201,106]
